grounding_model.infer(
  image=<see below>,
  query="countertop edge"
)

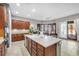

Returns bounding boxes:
[24,35,62,48]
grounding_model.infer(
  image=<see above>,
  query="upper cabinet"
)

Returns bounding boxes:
[12,20,30,29]
[0,4,7,29]
[0,4,8,37]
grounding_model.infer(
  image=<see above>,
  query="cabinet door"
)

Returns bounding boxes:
[0,46,2,56]
[1,43,5,56]
[0,21,4,29]
[18,21,22,29]
[28,39,32,54]
[37,43,44,56]
[12,20,19,29]
[12,34,18,42]
[12,20,14,29]
[25,22,30,29]
[12,20,30,29]
[16,21,20,29]
[26,37,29,50]
[0,43,5,56]
[12,34,15,42]
[18,34,22,40]
[21,34,24,40]
[12,20,17,29]
[31,41,37,56]
[0,5,5,29]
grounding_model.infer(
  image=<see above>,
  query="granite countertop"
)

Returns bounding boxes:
[24,34,62,48]
[0,37,4,44]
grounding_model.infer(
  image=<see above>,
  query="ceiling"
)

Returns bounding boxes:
[9,3,79,21]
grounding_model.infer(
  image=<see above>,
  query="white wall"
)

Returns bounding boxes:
[75,19,79,41]
[58,22,67,38]
[39,13,79,41]
[54,14,79,41]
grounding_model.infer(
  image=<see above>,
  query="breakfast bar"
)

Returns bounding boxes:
[24,34,62,56]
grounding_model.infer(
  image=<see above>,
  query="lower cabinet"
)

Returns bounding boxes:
[12,34,24,42]
[25,37,57,56]
[0,42,6,56]
[28,39,32,54]
[37,44,44,56]
[31,41,37,56]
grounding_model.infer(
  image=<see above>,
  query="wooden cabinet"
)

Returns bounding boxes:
[28,38,32,54]
[37,44,44,56]
[0,5,5,29]
[12,20,30,29]
[0,4,8,56]
[25,21,30,29]
[12,34,24,42]
[0,4,8,28]
[44,44,57,56]
[25,37,57,56]
[25,37,29,50]
[12,20,20,29]
[0,4,8,37]
[31,41,37,56]
[12,34,17,42]
[0,41,6,56]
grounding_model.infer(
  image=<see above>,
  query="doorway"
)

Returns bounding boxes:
[67,21,77,41]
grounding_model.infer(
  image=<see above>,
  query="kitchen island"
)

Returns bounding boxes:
[24,34,62,56]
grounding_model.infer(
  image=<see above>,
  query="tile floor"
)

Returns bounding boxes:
[5,40,30,56]
[5,39,79,56]
[60,39,79,56]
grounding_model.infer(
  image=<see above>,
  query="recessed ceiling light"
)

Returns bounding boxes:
[16,3,20,7]
[32,8,36,12]
[15,11,19,14]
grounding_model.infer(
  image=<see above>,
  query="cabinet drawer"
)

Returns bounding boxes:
[32,44,36,50]
[32,41,36,46]
[32,48,37,53]
[37,44,44,51]
[32,51,37,56]
[37,48,44,55]
[32,48,37,56]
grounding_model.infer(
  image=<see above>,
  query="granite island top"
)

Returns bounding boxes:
[24,34,62,48]
[0,37,4,44]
